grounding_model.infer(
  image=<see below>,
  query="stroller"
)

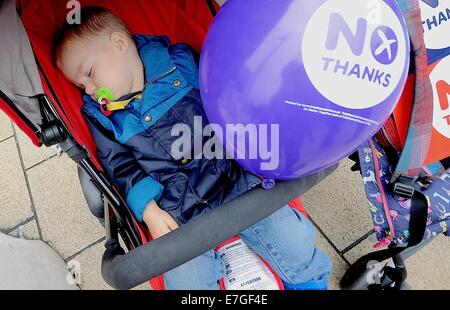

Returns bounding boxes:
[2,0,448,290]
[0,0,336,290]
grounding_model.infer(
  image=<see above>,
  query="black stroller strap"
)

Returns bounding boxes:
[340,190,428,289]
[405,190,428,247]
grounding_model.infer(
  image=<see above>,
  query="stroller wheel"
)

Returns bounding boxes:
[341,259,408,290]
[340,260,384,290]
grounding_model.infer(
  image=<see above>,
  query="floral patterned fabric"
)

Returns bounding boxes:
[358,139,450,247]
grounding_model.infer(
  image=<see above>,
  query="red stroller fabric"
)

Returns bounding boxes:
[18,0,214,289]
[17,0,306,290]
[19,0,214,170]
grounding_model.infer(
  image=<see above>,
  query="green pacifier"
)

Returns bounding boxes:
[95,87,115,116]
[94,86,141,116]
[95,86,115,102]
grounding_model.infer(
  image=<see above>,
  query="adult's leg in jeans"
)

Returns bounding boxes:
[163,249,225,290]
[239,205,332,287]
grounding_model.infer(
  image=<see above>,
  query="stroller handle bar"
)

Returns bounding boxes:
[101,165,337,290]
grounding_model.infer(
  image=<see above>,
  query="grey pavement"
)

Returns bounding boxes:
[1,110,449,290]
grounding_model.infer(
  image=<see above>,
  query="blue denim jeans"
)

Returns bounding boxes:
[163,205,333,290]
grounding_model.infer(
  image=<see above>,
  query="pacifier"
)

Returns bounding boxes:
[95,86,115,116]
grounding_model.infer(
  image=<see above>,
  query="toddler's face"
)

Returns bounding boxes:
[57,33,138,100]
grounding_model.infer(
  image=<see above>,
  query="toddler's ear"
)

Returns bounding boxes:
[110,32,129,55]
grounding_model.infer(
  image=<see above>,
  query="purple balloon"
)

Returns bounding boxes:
[200,0,410,179]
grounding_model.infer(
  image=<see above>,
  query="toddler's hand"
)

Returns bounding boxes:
[142,200,179,239]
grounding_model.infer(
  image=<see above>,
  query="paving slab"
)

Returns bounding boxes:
[26,155,104,259]
[8,219,40,240]
[14,125,57,169]
[405,235,450,289]
[68,241,112,290]
[71,241,152,290]
[302,160,374,251]
[0,111,13,141]
[0,138,33,231]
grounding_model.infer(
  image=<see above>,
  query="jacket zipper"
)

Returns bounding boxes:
[114,66,178,104]
[143,65,177,88]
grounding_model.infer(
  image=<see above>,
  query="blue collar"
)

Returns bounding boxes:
[134,34,176,85]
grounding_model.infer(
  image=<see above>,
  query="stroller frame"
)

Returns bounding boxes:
[3,0,445,290]
[0,0,338,289]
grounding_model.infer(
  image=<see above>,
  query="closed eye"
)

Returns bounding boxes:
[88,68,93,77]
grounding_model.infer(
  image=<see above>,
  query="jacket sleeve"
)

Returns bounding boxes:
[82,109,163,222]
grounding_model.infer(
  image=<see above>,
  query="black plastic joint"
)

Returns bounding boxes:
[40,121,67,147]
[393,176,415,200]
[59,137,88,163]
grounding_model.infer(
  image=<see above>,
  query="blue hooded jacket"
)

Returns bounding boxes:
[81,35,259,224]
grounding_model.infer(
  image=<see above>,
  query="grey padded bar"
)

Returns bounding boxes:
[102,165,337,290]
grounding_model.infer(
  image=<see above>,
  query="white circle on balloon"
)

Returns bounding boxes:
[430,56,450,138]
[302,0,408,110]
[419,0,450,50]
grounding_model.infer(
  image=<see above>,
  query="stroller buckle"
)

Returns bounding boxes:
[392,176,415,200]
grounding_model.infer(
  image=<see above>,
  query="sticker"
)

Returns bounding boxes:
[302,0,408,109]
[217,239,279,290]
[419,0,450,50]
